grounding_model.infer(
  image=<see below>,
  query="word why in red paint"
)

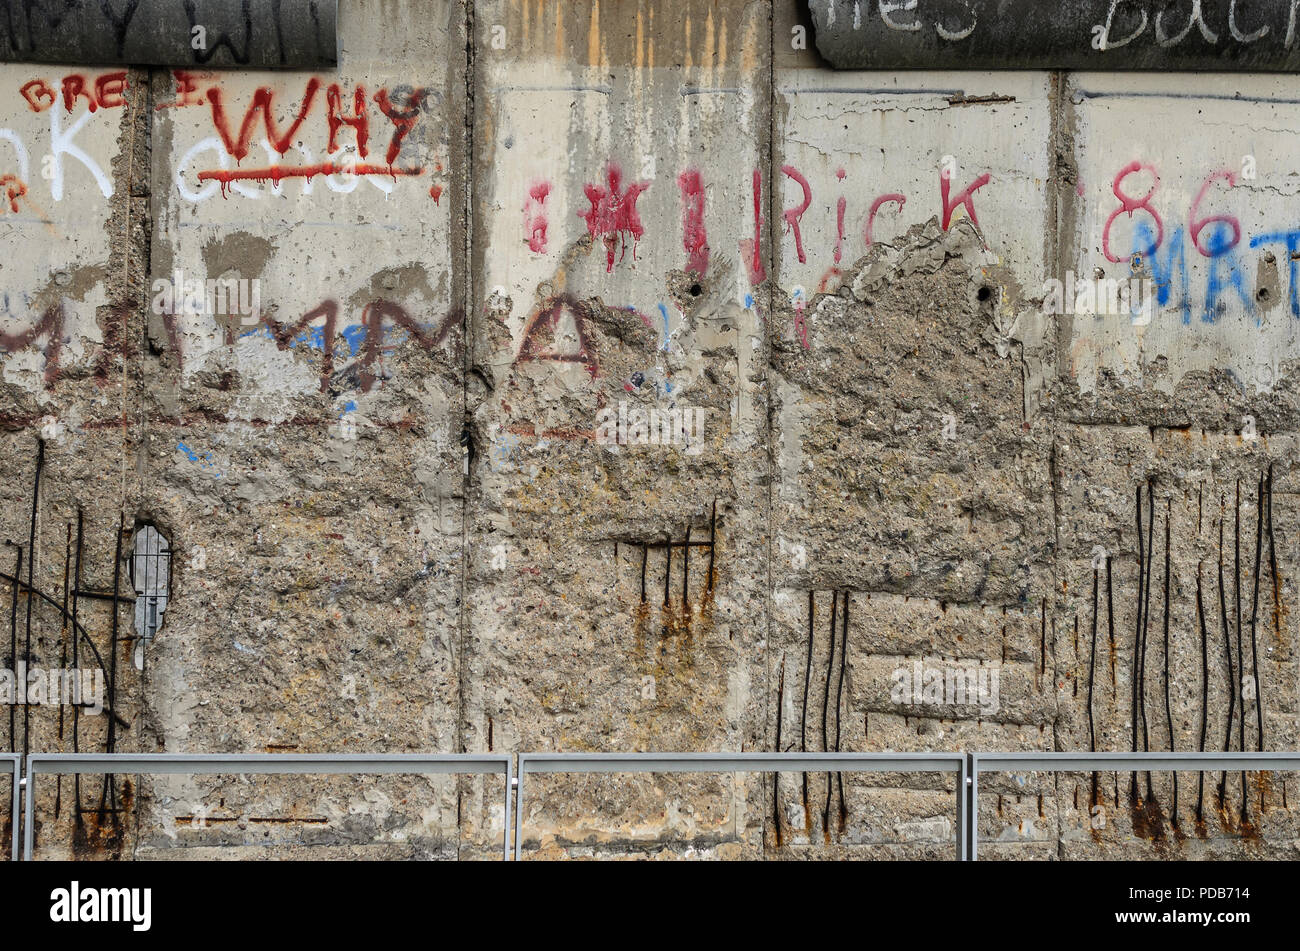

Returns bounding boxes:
[162,72,428,175]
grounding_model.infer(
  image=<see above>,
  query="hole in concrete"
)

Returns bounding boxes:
[1258,287,1271,301]
[130,524,172,640]
[689,283,703,297]
[977,286,992,302]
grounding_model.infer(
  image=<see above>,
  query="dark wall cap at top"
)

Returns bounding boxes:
[809,0,1300,71]
[0,0,337,69]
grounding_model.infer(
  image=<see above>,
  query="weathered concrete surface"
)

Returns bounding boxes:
[0,58,146,856]
[468,0,772,859]
[767,219,1056,856]
[2,1,1300,861]
[1048,426,1300,858]
[135,0,471,858]
[1059,71,1300,409]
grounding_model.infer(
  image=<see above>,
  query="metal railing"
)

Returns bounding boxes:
[22,753,513,861]
[9,750,1300,860]
[513,751,970,860]
[967,751,1300,860]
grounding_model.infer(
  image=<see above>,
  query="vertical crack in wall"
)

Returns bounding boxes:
[1046,72,1071,862]
[129,62,154,861]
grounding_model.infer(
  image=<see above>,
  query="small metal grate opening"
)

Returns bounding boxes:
[130,525,172,640]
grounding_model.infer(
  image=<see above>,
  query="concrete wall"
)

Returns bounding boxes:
[2,0,1299,859]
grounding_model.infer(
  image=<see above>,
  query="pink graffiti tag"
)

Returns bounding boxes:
[743,168,767,286]
[579,163,650,273]
[866,193,907,246]
[940,170,991,231]
[1102,161,1162,264]
[677,168,710,277]
[781,164,813,264]
[525,181,551,254]
[793,296,810,349]
[1189,170,1240,258]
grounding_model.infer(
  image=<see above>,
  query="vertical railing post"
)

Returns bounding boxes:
[513,755,526,861]
[22,757,35,861]
[968,753,979,862]
[503,756,513,861]
[9,757,19,862]
[956,755,969,861]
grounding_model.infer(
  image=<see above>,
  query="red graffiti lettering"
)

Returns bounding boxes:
[19,80,55,113]
[781,164,812,264]
[61,75,97,113]
[21,74,126,112]
[677,168,709,276]
[940,170,991,231]
[0,174,28,212]
[157,70,204,109]
[206,79,322,161]
[326,83,369,158]
[356,300,453,391]
[579,163,650,273]
[94,72,128,109]
[373,88,424,166]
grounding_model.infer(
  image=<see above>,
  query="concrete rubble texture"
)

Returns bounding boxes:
[0,0,1297,859]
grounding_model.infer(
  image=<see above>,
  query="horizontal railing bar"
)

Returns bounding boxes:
[973,752,1300,772]
[26,753,510,776]
[519,752,964,774]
